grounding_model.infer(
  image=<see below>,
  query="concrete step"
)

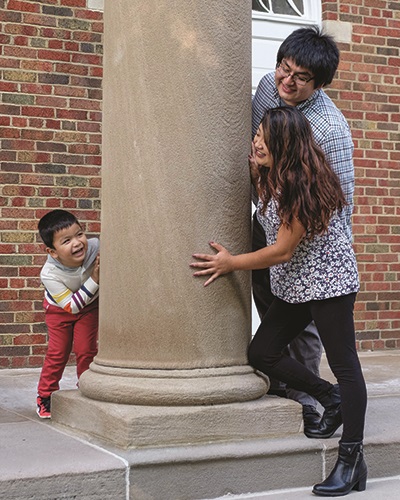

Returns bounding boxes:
[0,351,399,499]
[99,393,400,499]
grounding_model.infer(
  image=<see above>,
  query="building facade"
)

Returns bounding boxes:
[0,0,399,368]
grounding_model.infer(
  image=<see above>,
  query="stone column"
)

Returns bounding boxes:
[78,0,267,407]
[53,1,302,456]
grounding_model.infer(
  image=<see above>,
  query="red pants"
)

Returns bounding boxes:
[37,298,99,398]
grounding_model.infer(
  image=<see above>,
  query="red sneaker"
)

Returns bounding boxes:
[36,395,51,419]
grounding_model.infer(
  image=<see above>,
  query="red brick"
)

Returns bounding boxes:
[71,53,102,65]
[11,357,29,368]
[48,39,63,50]
[64,41,80,51]
[14,334,46,345]
[5,23,38,36]
[7,0,40,13]
[76,9,103,21]
[20,82,53,94]
[0,0,397,369]
[54,62,89,75]
[61,0,86,7]
[28,356,45,367]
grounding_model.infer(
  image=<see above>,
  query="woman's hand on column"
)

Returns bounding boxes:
[190,242,234,287]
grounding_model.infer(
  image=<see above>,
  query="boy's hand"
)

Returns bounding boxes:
[91,254,100,284]
[190,242,234,287]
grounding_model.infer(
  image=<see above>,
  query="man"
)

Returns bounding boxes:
[251,26,355,437]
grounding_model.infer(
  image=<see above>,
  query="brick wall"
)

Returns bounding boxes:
[323,1,400,350]
[0,0,102,368]
[0,1,399,368]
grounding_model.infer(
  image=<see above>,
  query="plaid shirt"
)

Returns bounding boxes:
[252,72,355,242]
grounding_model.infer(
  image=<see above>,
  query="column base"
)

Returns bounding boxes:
[52,389,302,449]
[79,363,268,405]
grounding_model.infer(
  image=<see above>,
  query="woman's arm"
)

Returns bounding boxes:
[191,218,305,287]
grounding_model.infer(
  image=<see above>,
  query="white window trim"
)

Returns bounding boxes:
[252,0,321,25]
[87,0,104,11]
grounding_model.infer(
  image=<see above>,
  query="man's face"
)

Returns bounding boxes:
[275,58,320,106]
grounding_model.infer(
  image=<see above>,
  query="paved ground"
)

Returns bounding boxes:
[211,475,400,500]
[212,349,400,499]
[1,350,399,499]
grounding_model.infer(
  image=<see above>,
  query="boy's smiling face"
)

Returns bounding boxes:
[47,223,88,268]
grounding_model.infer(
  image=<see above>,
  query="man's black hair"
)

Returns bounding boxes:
[38,209,80,249]
[276,25,340,88]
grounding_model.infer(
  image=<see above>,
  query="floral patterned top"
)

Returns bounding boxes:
[257,199,360,304]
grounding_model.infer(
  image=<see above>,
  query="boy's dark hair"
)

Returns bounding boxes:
[276,25,340,88]
[38,209,81,249]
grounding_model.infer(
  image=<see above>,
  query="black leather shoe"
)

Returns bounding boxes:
[313,441,367,496]
[302,405,321,436]
[305,384,342,439]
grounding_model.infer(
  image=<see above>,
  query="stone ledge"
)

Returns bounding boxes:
[52,390,302,449]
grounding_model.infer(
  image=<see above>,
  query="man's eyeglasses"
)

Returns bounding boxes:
[276,62,315,87]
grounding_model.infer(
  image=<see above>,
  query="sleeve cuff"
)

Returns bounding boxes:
[84,276,99,294]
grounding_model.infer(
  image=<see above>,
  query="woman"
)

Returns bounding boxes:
[190,107,367,497]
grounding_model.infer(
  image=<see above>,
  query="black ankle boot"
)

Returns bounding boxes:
[305,384,342,439]
[302,405,321,436]
[312,441,367,496]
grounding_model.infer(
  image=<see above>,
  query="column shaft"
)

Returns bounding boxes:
[79,0,267,405]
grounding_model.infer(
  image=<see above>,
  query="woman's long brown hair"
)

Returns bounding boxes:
[257,106,346,238]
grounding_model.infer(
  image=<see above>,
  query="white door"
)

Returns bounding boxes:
[252,0,322,91]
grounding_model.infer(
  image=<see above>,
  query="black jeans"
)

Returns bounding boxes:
[252,213,322,407]
[248,293,367,442]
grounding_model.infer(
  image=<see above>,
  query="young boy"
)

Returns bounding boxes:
[36,209,100,418]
